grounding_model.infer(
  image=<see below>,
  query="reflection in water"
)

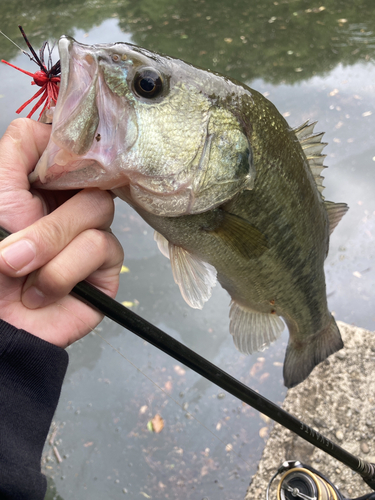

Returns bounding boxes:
[44,477,65,500]
[0,0,374,499]
[1,0,375,83]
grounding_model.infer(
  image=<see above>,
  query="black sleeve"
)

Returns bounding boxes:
[0,319,69,499]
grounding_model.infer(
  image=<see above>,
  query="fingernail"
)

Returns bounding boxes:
[0,240,36,271]
[22,286,46,309]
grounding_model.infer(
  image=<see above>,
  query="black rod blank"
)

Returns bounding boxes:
[1,224,375,489]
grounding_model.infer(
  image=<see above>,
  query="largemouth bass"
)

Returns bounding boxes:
[30,37,348,388]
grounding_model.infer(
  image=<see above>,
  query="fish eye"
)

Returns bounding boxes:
[112,54,120,62]
[133,68,163,99]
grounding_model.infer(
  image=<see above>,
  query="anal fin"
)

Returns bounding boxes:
[229,301,285,354]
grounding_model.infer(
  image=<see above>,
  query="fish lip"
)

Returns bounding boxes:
[29,37,136,188]
[57,36,72,103]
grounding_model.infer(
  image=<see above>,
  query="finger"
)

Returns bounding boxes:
[0,119,53,231]
[0,118,51,188]
[0,188,114,277]
[0,187,80,236]
[21,228,124,309]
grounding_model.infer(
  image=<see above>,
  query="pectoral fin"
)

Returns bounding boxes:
[154,231,217,309]
[229,301,285,354]
[210,211,268,259]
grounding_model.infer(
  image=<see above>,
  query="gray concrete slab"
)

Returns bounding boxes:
[245,321,375,499]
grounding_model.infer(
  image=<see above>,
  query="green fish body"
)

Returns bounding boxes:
[31,37,348,387]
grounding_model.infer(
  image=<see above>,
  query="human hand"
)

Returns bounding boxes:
[0,118,124,347]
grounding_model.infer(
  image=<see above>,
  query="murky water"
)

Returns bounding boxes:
[0,1,374,498]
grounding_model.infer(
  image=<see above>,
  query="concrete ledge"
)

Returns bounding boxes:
[245,321,375,499]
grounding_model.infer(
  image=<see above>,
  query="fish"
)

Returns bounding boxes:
[29,36,349,388]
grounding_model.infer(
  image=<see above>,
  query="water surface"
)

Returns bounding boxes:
[0,1,374,498]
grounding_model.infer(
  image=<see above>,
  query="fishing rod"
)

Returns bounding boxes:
[1,223,375,493]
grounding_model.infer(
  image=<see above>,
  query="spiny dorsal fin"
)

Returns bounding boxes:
[294,120,328,198]
[324,201,349,235]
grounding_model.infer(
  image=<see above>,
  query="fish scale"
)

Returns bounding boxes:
[29,36,348,388]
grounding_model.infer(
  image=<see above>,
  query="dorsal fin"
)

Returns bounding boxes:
[294,120,328,198]
[324,201,349,235]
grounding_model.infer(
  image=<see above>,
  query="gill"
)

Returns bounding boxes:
[57,300,253,470]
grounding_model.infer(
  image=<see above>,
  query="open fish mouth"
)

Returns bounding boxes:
[29,36,137,189]
[28,36,256,217]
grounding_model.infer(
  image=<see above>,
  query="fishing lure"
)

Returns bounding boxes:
[1,25,60,121]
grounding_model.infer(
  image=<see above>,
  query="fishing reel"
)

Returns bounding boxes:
[267,460,375,500]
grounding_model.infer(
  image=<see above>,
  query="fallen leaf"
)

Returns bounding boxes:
[201,465,209,476]
[83,441,93,447]
[260,413,271,424]
[151,414,164,433]
[53,446,62,463]
[121,301,134,307]
[120,265,130,273]
[139,405,148,414]
[174,365,186,376]
[250,360,264,378]
[140,492,151,498]
[164,380,173,392]
[259,427,269,438]
[353,271,362,278]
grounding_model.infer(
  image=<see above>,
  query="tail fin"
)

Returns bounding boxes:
[283,315,343,388]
